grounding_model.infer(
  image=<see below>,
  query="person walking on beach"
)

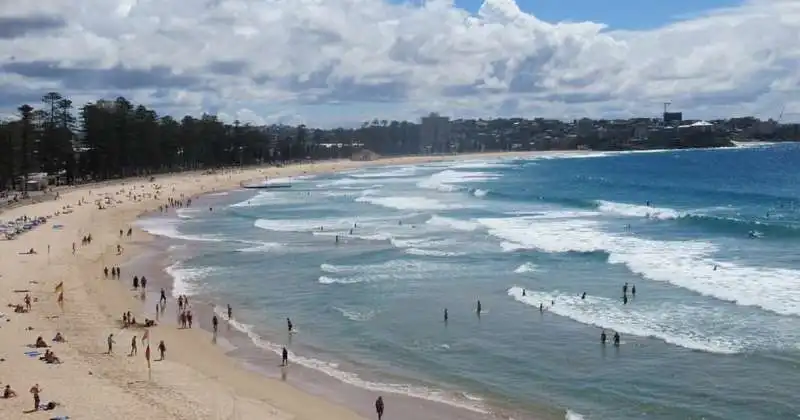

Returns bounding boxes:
[178,296,184,311]
[107,333,115,354]
[130,335,138,356]
[281,347,289,366]
[212,314,219,335]
[158,340,166,360]
[160,288,167,307]
[227,304,233,320]
[141,276,147,289]
[375,396,385,420]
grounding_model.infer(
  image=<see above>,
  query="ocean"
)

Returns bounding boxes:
[138,143,800,420]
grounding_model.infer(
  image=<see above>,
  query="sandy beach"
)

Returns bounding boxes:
[0,152,563,420]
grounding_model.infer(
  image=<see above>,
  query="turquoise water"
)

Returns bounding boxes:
[139,144,800,419]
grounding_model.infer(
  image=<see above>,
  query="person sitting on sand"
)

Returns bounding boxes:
[34,336,48,348]
[3,385,16,398]
[40,350,61,364]
[52,332,65,342]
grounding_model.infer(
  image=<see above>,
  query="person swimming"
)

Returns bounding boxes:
[522,289,526,296]
[622,282,628,295]
[581,292,586,300]
[287,318,293,332]
[623,295,628,305]
[613,332,620,346]
[539,303,544,312]
[476,300,482,314]
[601,330,607,344]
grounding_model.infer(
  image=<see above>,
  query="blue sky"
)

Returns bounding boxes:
[448,0,745,29]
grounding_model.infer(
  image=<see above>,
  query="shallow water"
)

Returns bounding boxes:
[139,144,800,419]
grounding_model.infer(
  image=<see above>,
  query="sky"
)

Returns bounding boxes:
[0,0,798,127]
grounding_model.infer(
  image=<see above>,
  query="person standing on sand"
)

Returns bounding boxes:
[158,340,166,360]
[227,304,233,320]
[29,384,41,411]
[375,396,385,420]
[107,333,115,354]
[212,314,219,335]
[160,288,167,307]
[141,276,147,289]
[282,347,289,366]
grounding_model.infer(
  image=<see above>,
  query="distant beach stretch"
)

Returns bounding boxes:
[0,151,560,420]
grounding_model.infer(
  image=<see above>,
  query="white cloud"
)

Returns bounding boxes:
[0,0,798,125]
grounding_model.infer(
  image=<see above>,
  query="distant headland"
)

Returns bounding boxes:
[0,92,794,190]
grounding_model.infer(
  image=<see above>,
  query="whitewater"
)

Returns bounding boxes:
[138,143,800,420]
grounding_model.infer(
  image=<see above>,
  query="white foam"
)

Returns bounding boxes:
[211,306,488,413]
[472,189,489,198]
[230,191,310,208]
[236,241,283,253]
[449,161,511,170]
[207,191,230,197]
[348,166,419,179]
[565,409,586,420]
[483,216,800,317]
[175,208,199,219]
[514,262,538,273]
[507,287,745,354]
[417,169,502,192]
[595,200,682,220]
[254,215,390,233]
[137,218,225,242]
[426,215,480,232]
[319,260,451,284]
[333,306,376,321]
[356,195,465,211]
[164,262,215,297]
[405,248,464,257]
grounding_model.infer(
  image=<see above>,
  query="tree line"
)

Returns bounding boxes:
[1,93,436,191]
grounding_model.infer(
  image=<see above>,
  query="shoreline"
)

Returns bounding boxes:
[0,152,567,420]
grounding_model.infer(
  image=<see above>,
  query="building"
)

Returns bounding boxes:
[420,113,451,153]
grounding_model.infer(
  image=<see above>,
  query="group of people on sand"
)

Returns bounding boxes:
[177,295,193,329]
[104,266,122,279]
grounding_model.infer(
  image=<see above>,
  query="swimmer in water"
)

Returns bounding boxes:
[476,300,482,314]
[444,308,448,322]
[539,303,544,312]
[287,318,293,333]
[581,292,586,300]
[623,295,628,305]
[522,289,526,296]
[623,282,628,296]
[601,330,607,344]
[713,265,718,271]
[631,285,636,297]
[613,332,620,346]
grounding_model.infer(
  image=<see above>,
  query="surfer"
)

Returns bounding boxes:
[581,292,586,300]
[601,330,607,344]
[444,308,448,322]
[713,265,718,271]
[613,332,620,346]
[476,300,482,315]
[287,318,293,333]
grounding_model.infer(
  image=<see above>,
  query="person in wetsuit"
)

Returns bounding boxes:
[581,292,586,300]
[443,308,448,322]
[631,284,636,298]
[601,330,607,344]
[613,332,620,346]
[476,300,482,315]
[623,295,628,305]
[287,318,293,333]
